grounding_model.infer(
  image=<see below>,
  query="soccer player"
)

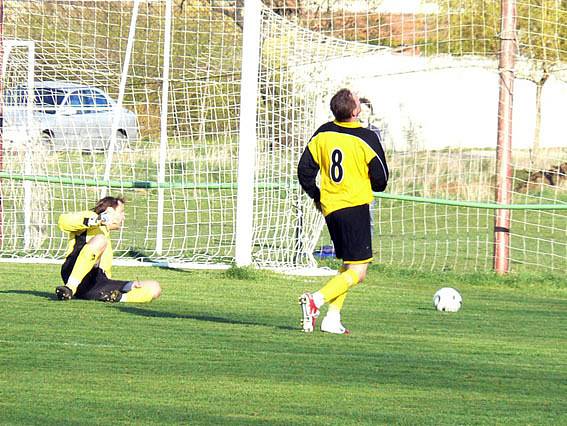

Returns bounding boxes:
[55,196,162,303]
[297,88,389,334]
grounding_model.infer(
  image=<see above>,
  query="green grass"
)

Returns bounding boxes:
[1,263,565,425]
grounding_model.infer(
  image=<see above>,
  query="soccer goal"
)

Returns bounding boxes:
[1,0,566,275]
[0,0,327,273]
[0,39,48,253]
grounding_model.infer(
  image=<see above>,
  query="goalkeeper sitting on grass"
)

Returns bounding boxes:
[55,196,162,303]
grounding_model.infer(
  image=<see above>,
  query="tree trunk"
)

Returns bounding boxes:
[532,65,549,163]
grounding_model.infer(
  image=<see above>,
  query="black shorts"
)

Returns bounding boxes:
[61,233,129,301]
[325,204,373,263]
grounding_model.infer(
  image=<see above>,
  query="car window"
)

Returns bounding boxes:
[67,92,82,107]
[35,88,66,114]
[93,91,110,108]
[36,88,66,107]
[4,88,23,106]
[64,91,94,114]
[79,89,97,114]
[4,87,65,110]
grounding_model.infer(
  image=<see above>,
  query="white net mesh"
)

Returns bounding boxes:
[2,1,244,265]
[1,0,566,273]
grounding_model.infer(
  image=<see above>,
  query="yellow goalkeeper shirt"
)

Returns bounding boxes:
[297,120,389,216]
[58,211,114,277]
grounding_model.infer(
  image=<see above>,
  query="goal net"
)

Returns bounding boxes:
[289,0,567,274]
[1,0,566,274]
[1,0,323,271]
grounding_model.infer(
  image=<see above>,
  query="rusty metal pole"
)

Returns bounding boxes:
[494,0,517,274]
[0,0,4,246]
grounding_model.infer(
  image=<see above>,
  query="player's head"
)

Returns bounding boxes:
[330,88,361,122]
[93,196,126,230]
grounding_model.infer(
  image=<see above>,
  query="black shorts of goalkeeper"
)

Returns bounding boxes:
[324,204,373,264]
[62,260,130,301]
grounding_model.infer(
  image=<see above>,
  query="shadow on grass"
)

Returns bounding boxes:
[114,305,296,331]
[0,290,56,300]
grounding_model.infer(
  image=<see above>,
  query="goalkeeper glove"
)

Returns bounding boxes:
[87,211,111,227]
[99,211,112,226]
[87,215,100,227]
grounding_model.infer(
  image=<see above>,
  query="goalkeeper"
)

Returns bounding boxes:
[297,88,388,334]
[55,196,162,303]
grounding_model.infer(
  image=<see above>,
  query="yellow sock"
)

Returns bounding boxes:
[68,245,99,294]
[318,269,359,304]
[328,266,348,310]
[120,286,154,303]
[328,292,347,312]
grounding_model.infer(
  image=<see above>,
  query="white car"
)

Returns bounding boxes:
[3,81,138,152]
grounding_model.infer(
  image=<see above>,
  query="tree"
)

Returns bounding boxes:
[204,0,303,29]
[516,0,567,157]
[440,1,566,157]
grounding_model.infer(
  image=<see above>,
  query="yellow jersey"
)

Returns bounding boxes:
[58,211,114,277]
[298,120,389,216]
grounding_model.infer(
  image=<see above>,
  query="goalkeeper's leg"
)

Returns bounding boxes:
[299,204,372,332]
[60,235,108,297]
[314,204,372,308]
[316,263,369,334]
[316,263,368,306]
[120,280,162,303]
[326,265,349,314]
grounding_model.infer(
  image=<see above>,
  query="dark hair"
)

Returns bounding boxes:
[330,88,357,121]
[93,196,126,214]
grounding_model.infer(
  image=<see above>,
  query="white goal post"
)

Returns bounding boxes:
[235,0,262,267]
[1,39,37,252]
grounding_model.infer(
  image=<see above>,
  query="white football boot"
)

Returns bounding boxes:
[320,314,350,335]
[299,292,320,332]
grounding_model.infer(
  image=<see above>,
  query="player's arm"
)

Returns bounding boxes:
[297,145,321,203]
[367,135,389,192]
[58,210,110,232]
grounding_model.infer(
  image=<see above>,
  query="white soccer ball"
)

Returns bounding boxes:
[433,287,462,312]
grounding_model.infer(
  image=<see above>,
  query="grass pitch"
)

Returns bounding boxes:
[0,263,565,425]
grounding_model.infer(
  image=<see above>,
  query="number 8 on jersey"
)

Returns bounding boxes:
[330,148,344,183]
